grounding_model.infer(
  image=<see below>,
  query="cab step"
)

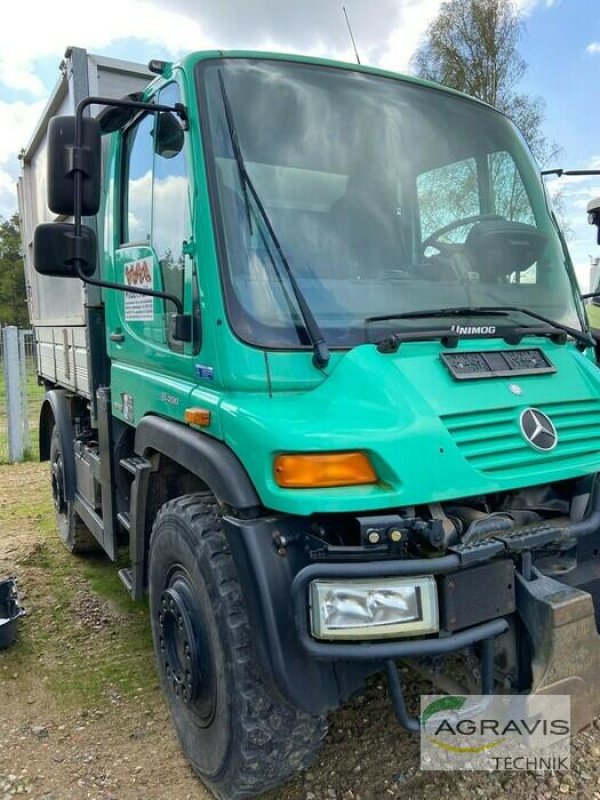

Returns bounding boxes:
[118,568,134,597]
[117,511,130,532]
[119,456,152,476]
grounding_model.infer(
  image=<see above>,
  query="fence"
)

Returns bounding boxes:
[0,327,41,464]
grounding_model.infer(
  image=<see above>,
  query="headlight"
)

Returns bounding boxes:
[309,576,439,640]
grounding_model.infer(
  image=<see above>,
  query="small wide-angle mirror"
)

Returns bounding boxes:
[588,196,600,245]
[154,112,184,159]
[33,222,97,278]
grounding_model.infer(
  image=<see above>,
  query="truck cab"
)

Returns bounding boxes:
[20,47,600,798]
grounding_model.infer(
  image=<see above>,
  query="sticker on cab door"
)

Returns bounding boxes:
[124,258,154,321]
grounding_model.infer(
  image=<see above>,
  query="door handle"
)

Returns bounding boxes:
[110,331,125,342]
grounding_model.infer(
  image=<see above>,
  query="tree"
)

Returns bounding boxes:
[0,214,28,328]
[411,0,559,167]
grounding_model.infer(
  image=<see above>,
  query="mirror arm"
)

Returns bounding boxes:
[174,102,189,130]
[72,94,187,239]
[70,97,188,321]
[73,261,184,315]
[542,169,600,177]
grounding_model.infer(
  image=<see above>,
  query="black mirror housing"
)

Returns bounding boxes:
[34,222,97,278]
[588,196,600,246]
[170,313,192,342]
[47,115,101,216]
[155,112,184,159]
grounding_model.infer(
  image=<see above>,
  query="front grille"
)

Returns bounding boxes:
[442,399,600,478]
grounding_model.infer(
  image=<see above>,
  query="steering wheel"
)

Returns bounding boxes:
[422,214,505,252]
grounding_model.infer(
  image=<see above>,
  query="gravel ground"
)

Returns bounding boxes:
[2,462,600,800]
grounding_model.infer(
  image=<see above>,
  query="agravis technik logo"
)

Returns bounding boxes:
[420,694,570,771]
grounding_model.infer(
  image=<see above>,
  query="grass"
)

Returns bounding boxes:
[0,353,157,709]
[0,462,157,711]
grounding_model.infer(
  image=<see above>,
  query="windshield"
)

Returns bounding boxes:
[198,58,583,349]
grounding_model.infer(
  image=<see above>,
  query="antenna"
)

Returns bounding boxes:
[343,5,361,65]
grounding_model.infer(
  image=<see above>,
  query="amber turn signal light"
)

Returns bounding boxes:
[184,407,211,427]
[273,452,377,488]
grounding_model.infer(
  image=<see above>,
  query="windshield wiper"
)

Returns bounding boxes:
[366,306,594,350]
[218,71,330,370]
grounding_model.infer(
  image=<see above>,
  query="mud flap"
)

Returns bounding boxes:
[517,569,600,732]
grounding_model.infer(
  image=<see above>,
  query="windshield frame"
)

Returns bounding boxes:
[195,55,586,353]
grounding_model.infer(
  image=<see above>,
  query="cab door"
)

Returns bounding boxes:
[107,81,198,425]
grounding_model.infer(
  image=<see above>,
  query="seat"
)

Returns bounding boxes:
[323,173,407,279]
[463,219,548,283]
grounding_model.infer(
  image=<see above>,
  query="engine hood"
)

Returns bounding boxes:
[220,339,600,515]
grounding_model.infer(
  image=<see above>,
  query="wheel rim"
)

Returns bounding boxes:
[51,456,66,515]
[157,574,216,724]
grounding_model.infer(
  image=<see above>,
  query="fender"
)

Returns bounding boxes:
[222,514,376,714]
[134,415,260,510]
[39,389,77,502]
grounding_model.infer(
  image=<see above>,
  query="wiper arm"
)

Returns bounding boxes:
[471,306,594,349]
[376,324,568,353]
[366,306,594,349]
[218,71,330,370]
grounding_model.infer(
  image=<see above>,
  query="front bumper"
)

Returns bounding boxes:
[224,493,600,729]
[291,554,509,660]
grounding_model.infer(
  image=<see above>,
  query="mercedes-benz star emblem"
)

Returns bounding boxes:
[519,408,558,452]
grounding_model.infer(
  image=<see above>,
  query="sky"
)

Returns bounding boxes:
[2,0,599,287]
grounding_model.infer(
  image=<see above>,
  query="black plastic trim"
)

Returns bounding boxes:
[221,514,509,713]
[39,390,77,502]
[222,513,374,714]
[96,387,117,560]
[289,555,511,660]
[134,415,260,509]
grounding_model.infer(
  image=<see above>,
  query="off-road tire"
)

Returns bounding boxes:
[148,492,328,800]
[49,425,99,553]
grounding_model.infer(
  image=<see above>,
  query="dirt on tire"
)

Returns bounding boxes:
[1,462,600,800]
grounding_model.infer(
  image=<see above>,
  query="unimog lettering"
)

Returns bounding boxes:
[450,324,497,335]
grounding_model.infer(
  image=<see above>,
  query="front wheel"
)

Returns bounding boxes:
[148,493,327,800]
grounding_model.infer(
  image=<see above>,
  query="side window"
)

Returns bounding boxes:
[123,114,154,243]
[153,83,189,340]
[120,84,191,351]
[417,158,479,244]
[489,152,537,284]
[489,151,535,225]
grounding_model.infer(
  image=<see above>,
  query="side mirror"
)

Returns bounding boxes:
[154,111,184,159]
[170,312,192,342]
[47,115,101,216]
[588,196,600,245]
[33,222,97,278]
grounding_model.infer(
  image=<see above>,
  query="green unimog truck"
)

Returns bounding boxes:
[17,44,600,799]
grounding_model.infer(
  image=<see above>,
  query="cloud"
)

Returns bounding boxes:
[0,0,213,98]
[0,99,46,218]
[378,0,444,72]
[163,0,403,57]
[0,100,46,163]
[587,43,600,55]
[0,0,408,99]
[514,0,559,14]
